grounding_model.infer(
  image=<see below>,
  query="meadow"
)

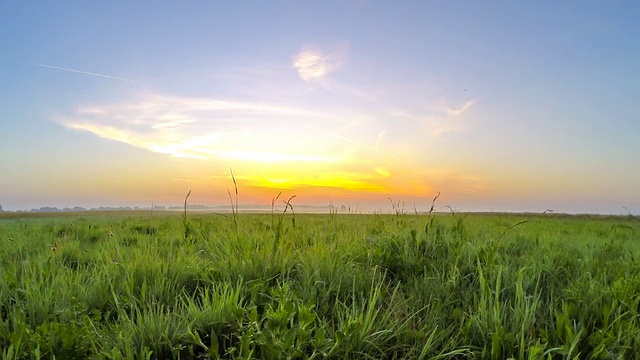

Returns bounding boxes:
[1,207,640,359]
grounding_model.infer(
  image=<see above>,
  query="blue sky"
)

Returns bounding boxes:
[1,1,639,214]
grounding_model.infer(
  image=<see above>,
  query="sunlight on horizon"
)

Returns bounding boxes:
[51,85,481,205]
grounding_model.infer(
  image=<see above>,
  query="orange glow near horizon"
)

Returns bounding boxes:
[39,90,494,209]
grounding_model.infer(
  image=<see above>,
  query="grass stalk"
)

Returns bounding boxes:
[183,190,191,241]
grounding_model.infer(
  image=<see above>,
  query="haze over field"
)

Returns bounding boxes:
[1,2,639,214]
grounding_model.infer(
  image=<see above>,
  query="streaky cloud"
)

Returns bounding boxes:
[21,61,158,87]
[58,93,347,162]
[303,124,408,163]
[446,100,476,117]
[375,129,387,148]
[391,99,477,136]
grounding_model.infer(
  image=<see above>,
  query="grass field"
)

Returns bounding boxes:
[1,209,640,359]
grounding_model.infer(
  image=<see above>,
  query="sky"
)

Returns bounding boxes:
[1,1,639,214]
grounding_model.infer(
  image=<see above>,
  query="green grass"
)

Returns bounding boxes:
[0,210,639,359]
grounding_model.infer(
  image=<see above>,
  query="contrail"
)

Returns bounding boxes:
[21,61,157,87]
[304,124,408,163]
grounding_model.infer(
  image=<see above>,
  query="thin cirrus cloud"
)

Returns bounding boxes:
[292,45,375,101]
[57,93,360,163]
[303,124,407,163]
[446,100,475,117]
[391,99,477,136]
[21,61,158,87]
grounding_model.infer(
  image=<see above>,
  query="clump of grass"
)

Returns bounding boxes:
[272,194,297,243]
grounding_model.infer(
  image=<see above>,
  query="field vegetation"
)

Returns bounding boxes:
[1,205,640,359]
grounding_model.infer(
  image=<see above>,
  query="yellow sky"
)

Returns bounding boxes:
[50,82,484,209]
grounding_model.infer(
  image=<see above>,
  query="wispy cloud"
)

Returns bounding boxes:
[219,150,329,163]
[446,100,475,117]
[59,92,409,165]
[292,44,376,102]
[21,61,157,87]
[293,44,348,82]
[59,93,381,163]
[304,124,407,163]
[392,99,477,136]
